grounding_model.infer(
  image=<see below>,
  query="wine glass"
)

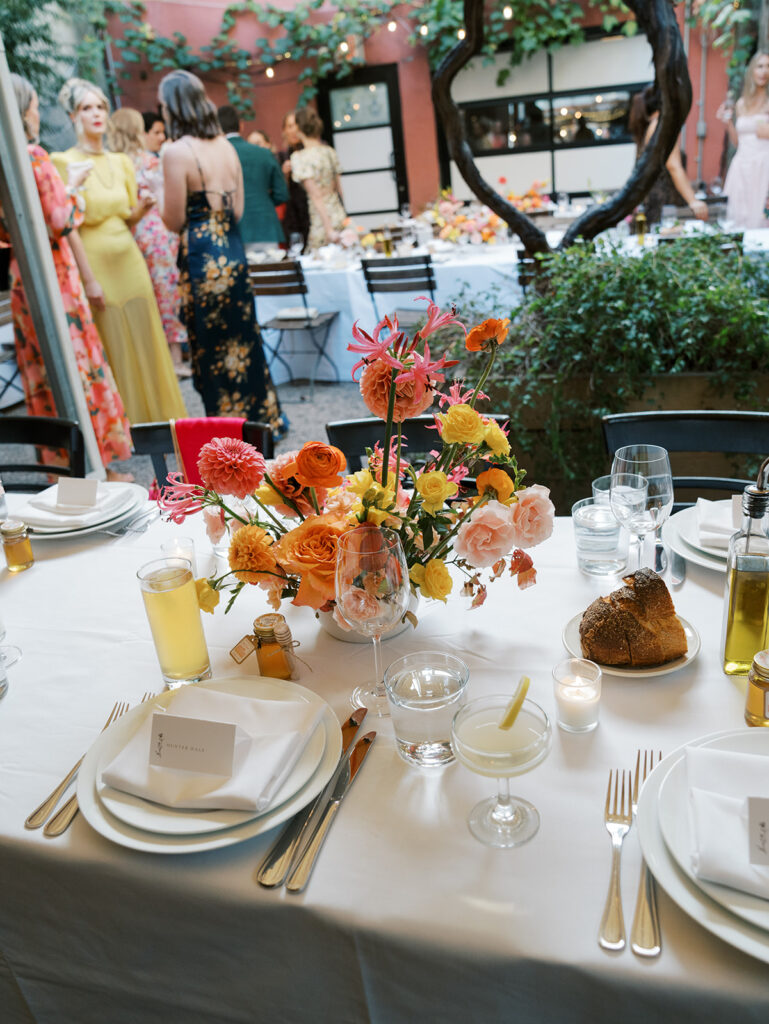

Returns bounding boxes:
[451,695,551,848]
[611,445,674,571]
[288,232,303,259]
[335,526,410,717]
[0,612,21,669]
[608,472,649,571]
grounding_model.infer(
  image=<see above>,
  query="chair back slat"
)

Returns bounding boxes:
[0,414,86,491]
[0,290,12,327]
[361,256,436,296]
[248,260,307,297]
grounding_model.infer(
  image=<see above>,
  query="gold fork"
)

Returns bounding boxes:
[598,769,633,951]
[41,693,154,838]
[630,749,663,957]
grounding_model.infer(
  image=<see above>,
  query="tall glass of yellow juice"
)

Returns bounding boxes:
[137,557,211,689]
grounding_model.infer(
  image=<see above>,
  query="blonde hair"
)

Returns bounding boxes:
[742,52,769,103]
[108,107,144,156]
[58,78,109,141]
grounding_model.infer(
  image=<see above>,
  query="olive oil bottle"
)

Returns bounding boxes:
[722,458,769,675]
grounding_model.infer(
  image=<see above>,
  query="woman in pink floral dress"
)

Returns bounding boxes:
[108,107,190,376]
[1,75,132,471]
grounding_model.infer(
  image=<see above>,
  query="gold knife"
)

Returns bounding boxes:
[256,707,367,887]
[285,731,375,893]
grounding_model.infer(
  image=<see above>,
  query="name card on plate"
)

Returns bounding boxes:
[748,797,769,866]
[57,477,98,508]
[149,712,235,776]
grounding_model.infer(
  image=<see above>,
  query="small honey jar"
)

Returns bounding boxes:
[253,613,293,680]
[745,649,769,728]
[1,519,34,572]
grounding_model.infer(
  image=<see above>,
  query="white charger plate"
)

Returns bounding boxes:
[77,676,342,854]
[562,612,700,677]
[27,484,149,539]
[661,516,727,574]
[97,677,327,835]
[657,730,769,932]
[637,732,769,965]
[671,504,730,560]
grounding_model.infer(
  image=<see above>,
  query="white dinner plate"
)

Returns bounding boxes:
[27,484,150,539]
[657,730,769,932]
[661,515,726,574]
[562,612,700,677]
[637,732,769,965]
[77,676,342,854]
[670,504,730,560]
[96,677,327,835]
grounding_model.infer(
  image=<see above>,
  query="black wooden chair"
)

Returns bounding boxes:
[0,414,86,491]
[602,410,769,510]
[327,413,509,491]
[131,420,274,487]
[360,254,436,325]
[249,260,339,395]
[0,290,24,410]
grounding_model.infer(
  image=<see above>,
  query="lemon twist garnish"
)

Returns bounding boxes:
[498,675,530,730]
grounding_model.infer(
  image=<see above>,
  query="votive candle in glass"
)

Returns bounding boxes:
[552,658,601,733]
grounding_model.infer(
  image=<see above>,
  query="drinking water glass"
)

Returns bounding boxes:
[610,444,674,571]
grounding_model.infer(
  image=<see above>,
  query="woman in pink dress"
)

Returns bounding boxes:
[1,75,132,473]
[718,52,769,229]
[108,107,191,377]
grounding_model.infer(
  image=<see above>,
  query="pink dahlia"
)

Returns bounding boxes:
[197,437,266,499]
[360,357,434,422]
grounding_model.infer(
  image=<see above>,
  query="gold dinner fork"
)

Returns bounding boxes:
[630,749,663,957]
[599,768,633,951]
[39,693,154,838]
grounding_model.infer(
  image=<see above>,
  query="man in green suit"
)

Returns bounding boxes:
[217,105,288,246]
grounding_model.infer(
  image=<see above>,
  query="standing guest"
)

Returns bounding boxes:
[1,74,132,477]
[629,85,709,225]
[717,52,769,229]
[142,111,167,155]
[248,129,276,154]
[158,70,285,435]
[290,107,346,250]
[108,107,191,378]
[278,110,309,250]
[217,105,288,247]
[52,78,186,424]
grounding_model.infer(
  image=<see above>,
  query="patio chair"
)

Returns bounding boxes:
[602,410,769,510]
[131,418,274,488]
[248,260,339,395]
[360,254,436,325]
[0,414,86,491]
[0,290,24,410]
[327,412,509,491]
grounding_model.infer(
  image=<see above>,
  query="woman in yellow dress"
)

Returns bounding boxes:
[52,78,186,424]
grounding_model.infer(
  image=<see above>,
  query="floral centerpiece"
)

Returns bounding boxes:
[419,190,505,245]
[159,300,554,627]
[498,177,552,213]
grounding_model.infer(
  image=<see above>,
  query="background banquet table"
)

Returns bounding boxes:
[1,502,768,1023]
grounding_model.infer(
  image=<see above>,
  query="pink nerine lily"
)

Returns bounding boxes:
[157,472,205,523]
[349,315,404,379]
[413,298,466,341]
[438,381,489,408]
[394,342,458,388]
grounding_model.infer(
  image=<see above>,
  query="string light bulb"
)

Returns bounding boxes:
[457,28,466,39]
[387,20,397,32]
[265,67,275,78]
[503,5,513,17]
[339,41,349,53]
[419,24,428,36]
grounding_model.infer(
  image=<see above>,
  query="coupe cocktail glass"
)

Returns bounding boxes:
[451,695,551,848]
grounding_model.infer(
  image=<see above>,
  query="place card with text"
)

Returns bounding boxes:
[748,797,769,866]
[56,477,98,508]
[149,712,235,776]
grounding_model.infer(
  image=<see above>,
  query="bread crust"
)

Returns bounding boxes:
[579,569,687,666]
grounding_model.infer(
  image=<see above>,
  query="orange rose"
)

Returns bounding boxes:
[465,317,510,352]
[228,524,279,585]
[475,468,515,504]
[286,442,347,489]
[272,514,350,609]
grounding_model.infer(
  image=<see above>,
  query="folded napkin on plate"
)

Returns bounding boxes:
[695,496,742,549]
[686,745,769,900]
[101,686,324,812]
[276,306,318,320]
[20,482,134,529]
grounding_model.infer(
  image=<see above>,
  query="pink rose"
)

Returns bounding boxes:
[332,603,353,631]
[337,586,381,625]
[454,500,517,568]
[203,507,226,544]
[510,485,555,549]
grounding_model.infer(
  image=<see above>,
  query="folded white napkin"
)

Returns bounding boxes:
[686,745,769,900]
[277,305,318,320]
[20,483,134,529]
[695,496,741,550]
[101,686,324,812]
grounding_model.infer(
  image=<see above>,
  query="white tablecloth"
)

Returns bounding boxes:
[1,500,768,1023]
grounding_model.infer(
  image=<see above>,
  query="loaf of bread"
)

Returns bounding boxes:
[579,568,687,667]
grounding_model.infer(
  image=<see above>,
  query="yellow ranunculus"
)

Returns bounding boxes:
[365,505,392,526]
[439,404,485,445]
[416,470,458,515]
[195,578,220,614]
[254,482,281,506]
[483,420,511,457]
[409,559,452,602]
[346,469,375,497]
